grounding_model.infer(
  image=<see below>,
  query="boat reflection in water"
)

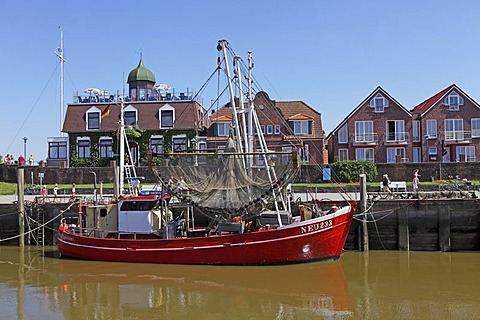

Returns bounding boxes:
[51,253,353,319]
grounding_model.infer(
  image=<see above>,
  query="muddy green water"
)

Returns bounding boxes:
[0,247,479,319]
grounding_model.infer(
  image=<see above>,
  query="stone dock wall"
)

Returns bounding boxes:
[1,199,479,251]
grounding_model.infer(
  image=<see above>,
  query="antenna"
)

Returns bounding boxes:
[55,27,65,137]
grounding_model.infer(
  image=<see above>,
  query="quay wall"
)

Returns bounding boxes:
[344,198,480,251]
[1,199,479,251]
[1,162,480,185]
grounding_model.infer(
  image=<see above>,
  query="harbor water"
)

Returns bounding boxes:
[0,246,479,319]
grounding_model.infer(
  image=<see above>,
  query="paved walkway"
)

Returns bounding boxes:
[0,192,360,205]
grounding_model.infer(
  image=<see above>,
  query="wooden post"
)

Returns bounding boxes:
[359,174,369,251]
[17,167,25,247]
[398,206,409,251]
[438,205,451,252]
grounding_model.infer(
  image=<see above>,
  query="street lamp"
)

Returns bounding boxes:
[23,137,28,162]
[424,134,429,162]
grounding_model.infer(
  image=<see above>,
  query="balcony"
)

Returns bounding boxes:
[444,130,471,144]
[384,132,410,144]
[352,133,378,146]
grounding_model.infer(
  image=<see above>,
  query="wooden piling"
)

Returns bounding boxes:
[398,206,409,251]
[438,205,451,252]
[17,167,25,247]
[359,174,369,251]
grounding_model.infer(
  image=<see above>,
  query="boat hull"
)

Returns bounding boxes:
[58,205,355,265]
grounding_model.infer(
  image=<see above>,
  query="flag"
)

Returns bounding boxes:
[101,105,111,119]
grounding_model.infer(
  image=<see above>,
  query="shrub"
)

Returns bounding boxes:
[331,160,377,183]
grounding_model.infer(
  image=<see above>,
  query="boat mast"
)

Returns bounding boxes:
[56,27,65,137]
[119,99,125,195]
[218,40,245,157]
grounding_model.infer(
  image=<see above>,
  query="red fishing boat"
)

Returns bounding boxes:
[58,40,356,265]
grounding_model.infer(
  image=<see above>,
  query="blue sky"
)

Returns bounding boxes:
[2,0,480,161]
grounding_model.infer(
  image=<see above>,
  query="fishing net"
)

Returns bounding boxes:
[153,138,299,213]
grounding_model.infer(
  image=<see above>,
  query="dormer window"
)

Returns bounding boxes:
[159,104,175,128]
[291,120,312,135]
[215,122,230,136]
[124,105,138,128]
[86,107,101,130]
[370,93,389,113]
[444,91,464,111]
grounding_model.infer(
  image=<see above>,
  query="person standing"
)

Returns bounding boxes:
[42,185,47,202]
[412,170,420,193]
[70,183,76,201]
[382,174,391,193]
[53,183,59,202]
[28,155,34,166]
[18,155,25,166]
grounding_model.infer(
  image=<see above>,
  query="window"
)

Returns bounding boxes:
[429,147,437,155]
[386,120,405,142]
[456,146,475,162]
[216,122,229,137]
[99,138,113,158]
[445,119,464,140]
[267,125,273,135]
[282,146,292,163]
[472,119,480,138]
[444,91,464,111]
[159,105,175,128]
[338,125,348,144]
[291,121,311,135]
[369,93,389,113]
[413,147,421,163]
[172,135,187,152]
[412,120,420,142]
[48,140,67,159]
[386,147,405,163]
[338,149,348,161]
[124,105,138,128]
[304,144,310,163]
[355,148,374,161]
[87,111,100,130]
[261,125,265,134]
[426,120,437,138]
[274,125,281,134]
[150,136,164,155]
[197,140,207,164]
[77,138,91,159]
[355,121,374,143]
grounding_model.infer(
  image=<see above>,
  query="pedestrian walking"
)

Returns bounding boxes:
[413,170,420,192]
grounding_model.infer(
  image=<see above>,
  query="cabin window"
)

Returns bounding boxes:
[99,137,113,158]
[120,200,157,211]
[370,93,389,113]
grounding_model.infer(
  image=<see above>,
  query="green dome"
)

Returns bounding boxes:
[127,59,156,83]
